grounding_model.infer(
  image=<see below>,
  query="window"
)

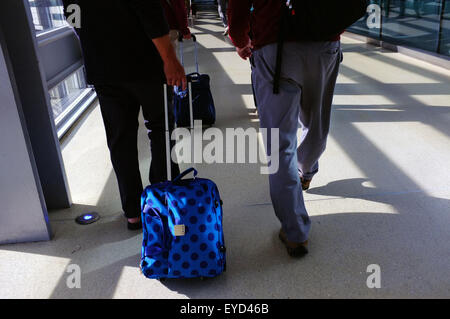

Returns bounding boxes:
[348,0,450,57]
[439,0,450,56]
[49,67,96,139]
[382,0,442,52]
[49,67,88,120]
[350,0,383,39]
[27,0,96,138]
[29,0,67,34]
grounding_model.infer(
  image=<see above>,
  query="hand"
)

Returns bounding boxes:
[183,29,192,40]
[164,58,187,90]
[236,39,253,60]
[152,34,187,90]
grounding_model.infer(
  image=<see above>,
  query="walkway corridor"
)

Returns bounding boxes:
[1,11,449,298]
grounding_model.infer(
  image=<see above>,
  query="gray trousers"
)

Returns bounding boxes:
[252,41,342,243]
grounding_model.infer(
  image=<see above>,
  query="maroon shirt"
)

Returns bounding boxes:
[228,0,341,50]
[161,0,190,35]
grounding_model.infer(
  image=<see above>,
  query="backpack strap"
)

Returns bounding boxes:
[273,1,289,94]
[273,28,284,94]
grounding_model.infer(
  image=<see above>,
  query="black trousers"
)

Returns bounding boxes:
[95,82,180,219]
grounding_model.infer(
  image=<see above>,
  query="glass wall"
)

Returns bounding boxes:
[349,0,450,57]
[29,0,67,34]
[49,67,88,120]
[440,0,450,56]
[27,0,95,137]
[350,0,383,38]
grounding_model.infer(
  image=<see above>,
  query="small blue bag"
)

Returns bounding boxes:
[174,72,216,127]
[174,34,216,127]
[140,168,226,279]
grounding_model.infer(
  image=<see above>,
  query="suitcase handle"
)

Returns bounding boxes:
[173,168,198,183]
[178,33,199,74]
[187,72,201,82]
[164,80,194,181]
[178,34,197,43]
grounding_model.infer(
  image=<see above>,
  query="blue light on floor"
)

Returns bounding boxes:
[76,212,100,225]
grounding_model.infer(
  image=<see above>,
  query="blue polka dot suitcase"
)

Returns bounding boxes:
[140,168,226,279]
[140,84,226,279]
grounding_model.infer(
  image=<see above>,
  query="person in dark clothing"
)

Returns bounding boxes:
[62,0,186,230]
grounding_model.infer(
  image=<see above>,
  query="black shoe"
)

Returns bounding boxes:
[300,177,312,191]
[279,230,308,258]
[128,220,142,231]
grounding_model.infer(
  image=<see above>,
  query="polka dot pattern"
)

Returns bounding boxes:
[140,176,226,279]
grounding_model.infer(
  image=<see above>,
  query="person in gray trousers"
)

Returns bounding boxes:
[228,0,342,257]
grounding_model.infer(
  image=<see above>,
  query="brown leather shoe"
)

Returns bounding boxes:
[279,229,308,258]
[300,177,312,191]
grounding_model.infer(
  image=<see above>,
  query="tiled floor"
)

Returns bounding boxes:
[1,11,449,298]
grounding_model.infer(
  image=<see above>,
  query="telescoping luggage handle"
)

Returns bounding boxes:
[178,34,199,74]
[163,81,195,182]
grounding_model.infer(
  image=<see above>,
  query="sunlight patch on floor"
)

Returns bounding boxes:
[195,33,230,49]
[212,52,252,84]
[352,121,450,193]
[113,266,188,299]
[0,250,70,298]
[410,95,450,107]
[343,52,440,84]
[337,73,359,84]
[333,95,396,106]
